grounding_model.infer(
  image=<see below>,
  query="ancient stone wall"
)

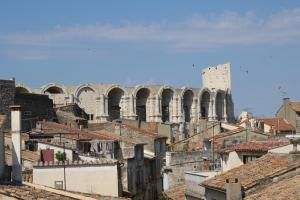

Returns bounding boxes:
[15,93,56,131]
[202,63,231,91]
[165,151,213,188]
[0,79,15,130]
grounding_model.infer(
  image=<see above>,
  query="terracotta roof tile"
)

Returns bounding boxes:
[119,123,168,140]
[202,153,300,192]
[165,184,186,200]
[259,118,295,132]
[6,150,39,164]
[219,140,290,154]
[245,175,300,200]
[36,121,146,145]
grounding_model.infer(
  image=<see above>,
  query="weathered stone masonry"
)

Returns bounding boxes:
[15,64,235,124]
[0,79,15,129]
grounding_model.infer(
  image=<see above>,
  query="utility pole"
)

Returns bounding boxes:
[63,142,66,191]
[212,122,215,170]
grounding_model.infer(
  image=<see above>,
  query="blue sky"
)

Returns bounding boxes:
[1,0,300,117]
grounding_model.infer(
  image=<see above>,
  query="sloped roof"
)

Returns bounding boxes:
[288,102,300,112]
[36,121,146,145]
[119,123,168,140]
[259,118,295,132]
[245,175,300,200]
[202,153,300,192]
[165,184,186,200]
[219,140,290,154]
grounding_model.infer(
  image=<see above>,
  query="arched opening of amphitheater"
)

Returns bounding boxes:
[161,89,173,123]
[200,91,210,119]
[108,88,124,121]
[16,87,29,94]
[44,86,64,94]
[136,88,150,122]
[183,90,194,122]
[216,92,224,121]
[77,87,96,121]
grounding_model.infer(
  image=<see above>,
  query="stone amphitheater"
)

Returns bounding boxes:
[15,63,234,124]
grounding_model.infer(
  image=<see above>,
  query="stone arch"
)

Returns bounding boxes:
[199,88,211,119]
[42,83,66,94]
[181,88,194,122]
[15,83,31,93]
[215,90,225,121]
[225,90,234,121]
[106,86,125,121]
[159,85,176,123]
[75,84,98,121]
[133,85,152,122]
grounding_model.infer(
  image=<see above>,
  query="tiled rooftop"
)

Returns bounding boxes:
[119,123,168,140]
[245,175,300,200]
[219,140,290,154]
[206,128,268,151]
[202,153,300,192]
[0,184,76,200]
[164,184,186,200]
[36,121,146,145]
[6,149,39,164]
[259,118,295,132]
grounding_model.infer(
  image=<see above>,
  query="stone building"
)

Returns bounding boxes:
[15,63,235,124]
[0,79,15,129]
[276,97,300,133]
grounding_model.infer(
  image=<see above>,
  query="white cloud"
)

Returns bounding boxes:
[1,8,300,57]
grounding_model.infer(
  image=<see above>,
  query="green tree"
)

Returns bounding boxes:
[55,151,66,161]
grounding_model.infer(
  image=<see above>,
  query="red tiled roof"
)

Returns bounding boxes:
[6,149,39,164]
[119,123,168,140]
[245,175,300,200]
[165,184,186,200]
[36,121,146,145]
[259,118,295,132]
[202,153,300,192]
[219,140,290,154]
[206,128,268,150]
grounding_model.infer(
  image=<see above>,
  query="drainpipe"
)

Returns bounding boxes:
[10,105,22,183]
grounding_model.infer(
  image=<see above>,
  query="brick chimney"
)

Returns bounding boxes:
[10,105,22,183]
[226,177,242,200]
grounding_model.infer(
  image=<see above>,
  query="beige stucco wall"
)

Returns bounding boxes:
[33,164,119,197]
[221,151,243,172]
[269,144,300,154]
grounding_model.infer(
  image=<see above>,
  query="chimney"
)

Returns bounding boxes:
[283,98,290,105]
[10,105,22,183]
[226,177,242,200]
[289,137,300,154]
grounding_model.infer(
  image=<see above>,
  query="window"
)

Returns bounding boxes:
[88,114,94,121]
[135,146,143,160]
[243,155,260,164]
